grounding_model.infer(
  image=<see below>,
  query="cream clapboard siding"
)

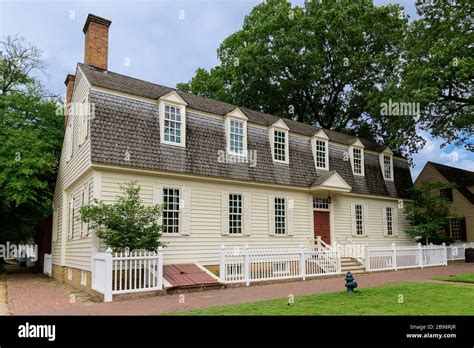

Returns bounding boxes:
[64,174,94,270]
[415,163,474,242]
[51,68,92,267]
[100,170,313,265]
[99,169,414,265]
[332,194,413,247]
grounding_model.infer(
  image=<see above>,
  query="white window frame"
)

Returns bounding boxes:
[79,95,90,145]
[350,146,365,176]
[380,150,394,181]
[274,197,287,235]
[67,198,74,240]
[272,129,288,163]
[162,188,181,234]
[313,197,330,211]
[351,203,367,237]
[66,122,73,162]
[383,205,398,237]
[229,193,243,235]
[269,120,290,164]
[311,130,329,171]
[158,91,187,147]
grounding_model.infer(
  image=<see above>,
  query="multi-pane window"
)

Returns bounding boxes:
[383,155,392,180]
[229,120,244,154]
[448,218,465,240]
[352,148,362,174]
[355,204,364,235]
[274,198,286,235]
[385,207,393,236]
[163,188,180,233]
[315,140,327,169]
[440,188,453,202]
[229,194,242,234]
[273,130,286,162]
[163,105,182,144]
[313,197,329,210]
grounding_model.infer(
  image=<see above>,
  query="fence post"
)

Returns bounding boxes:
[366,246,371,272]
[418,243,423,269]
[244,244,249,287]
[442,243,447,266]
[392,243,397,271]
[300,244,306,280]
[219,245,226,282]
[104,248,113,302]
[157,247,163,290]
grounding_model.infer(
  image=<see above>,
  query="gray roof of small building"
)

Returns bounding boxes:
[88,89,413,199]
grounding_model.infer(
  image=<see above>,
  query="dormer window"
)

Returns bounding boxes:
[230,119,244,154]
[159,91,188,147]
[164,104,182,144]
[349,140,365,176]
[273,130,286,162]
[225,108,248,156]
[383,155,392,180]
[380,148,394,181]
[353,148,362,174]
[311,130,329,170]
[269,119,289,164]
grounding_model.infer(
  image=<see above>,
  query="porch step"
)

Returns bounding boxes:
[340,257,366,273]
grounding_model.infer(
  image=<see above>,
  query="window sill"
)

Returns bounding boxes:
[271,234,293,237]
[161,233,187,237]
[351,234,368,238]
[383,235,398,238]
[273,160,289,165]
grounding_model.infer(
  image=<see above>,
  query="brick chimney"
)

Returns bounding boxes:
[83,14,112,70]
[64,74,75,125]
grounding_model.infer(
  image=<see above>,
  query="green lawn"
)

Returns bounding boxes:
[166,282,474,316]
[435,273,474,284]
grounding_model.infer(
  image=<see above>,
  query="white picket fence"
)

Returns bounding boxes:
[92,248,163,302]
[220,245,341,285]
[43,253,52,276]
[446,243,474,261]
[367,243,448,272]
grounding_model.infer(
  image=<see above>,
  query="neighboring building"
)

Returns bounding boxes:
[51,14,415,291]
[415,162,474,243]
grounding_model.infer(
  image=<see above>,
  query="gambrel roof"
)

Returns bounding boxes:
[78,64,413,199]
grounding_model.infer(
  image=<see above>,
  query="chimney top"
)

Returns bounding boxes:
[64,74,75,86]
[82,14,112,34]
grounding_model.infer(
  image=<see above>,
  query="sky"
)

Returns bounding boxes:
[1,0,472,179]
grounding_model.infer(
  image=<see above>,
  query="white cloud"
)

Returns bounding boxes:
[412,130,474,180]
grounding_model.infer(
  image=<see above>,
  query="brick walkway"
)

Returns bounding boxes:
[5,263,472,316]
[5,273,95,315]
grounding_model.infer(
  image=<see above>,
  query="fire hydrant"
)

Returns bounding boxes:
[345,271,358,292]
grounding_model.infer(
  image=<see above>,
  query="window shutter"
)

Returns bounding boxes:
[243,193,251,236]
[363,204,369,236]
[268,196,275,236]
[393,206,398,236]
[221,192,229,236]
[181,188,191,236]
[460,217,467,241]
[382,206,387,236]
[52,208,58,242]
[350,203,356,236]
[286,197,294,236]
[153,185,164,225]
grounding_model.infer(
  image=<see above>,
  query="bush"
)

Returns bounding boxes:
[79,182,165,252]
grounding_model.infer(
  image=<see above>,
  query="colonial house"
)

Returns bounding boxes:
[51,14,415,291]
[415,162,474,243]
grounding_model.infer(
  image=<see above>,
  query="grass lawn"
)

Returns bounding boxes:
[434,273,474,284]
[167,282,474,316]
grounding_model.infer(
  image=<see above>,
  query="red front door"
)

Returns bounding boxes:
[314,211,331,245]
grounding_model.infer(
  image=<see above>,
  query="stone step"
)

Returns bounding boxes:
[341,266,366,272]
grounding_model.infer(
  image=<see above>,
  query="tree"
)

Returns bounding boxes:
[79,182,165,252]
[0,36,63,244]
[402,0,473,152]
[177,0,425,155]
[404,181,456,245]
